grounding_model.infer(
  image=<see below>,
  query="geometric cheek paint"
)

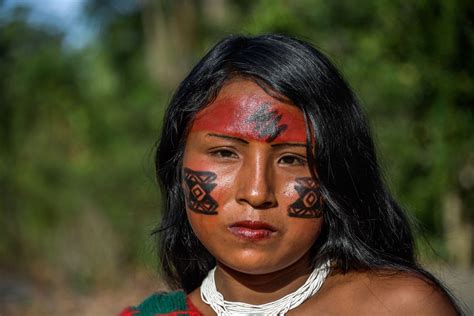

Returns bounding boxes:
[183,167,218,215]
[288,177,323,218]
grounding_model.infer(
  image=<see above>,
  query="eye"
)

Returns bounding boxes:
[209,149,239,159]
[278,154,306,166]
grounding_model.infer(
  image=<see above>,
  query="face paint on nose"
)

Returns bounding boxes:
[190,95,307,143]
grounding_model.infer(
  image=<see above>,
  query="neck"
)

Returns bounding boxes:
[214,254,313,305]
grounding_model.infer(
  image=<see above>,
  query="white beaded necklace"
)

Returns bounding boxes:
[200,261,330,315]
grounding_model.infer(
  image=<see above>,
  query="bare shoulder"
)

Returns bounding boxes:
[300,269,459,315]
[364,271,458,315]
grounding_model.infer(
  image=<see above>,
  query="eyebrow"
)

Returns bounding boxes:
[270,143,307,148]
[207,133,249,144]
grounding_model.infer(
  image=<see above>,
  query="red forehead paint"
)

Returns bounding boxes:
[190,94,307,143]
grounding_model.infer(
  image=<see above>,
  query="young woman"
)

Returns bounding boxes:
[120,34,461,315]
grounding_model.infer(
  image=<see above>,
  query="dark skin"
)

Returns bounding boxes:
[184,80,457,315]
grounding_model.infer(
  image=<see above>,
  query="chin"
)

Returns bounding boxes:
[216,250,300,276]
[221,262,281,276]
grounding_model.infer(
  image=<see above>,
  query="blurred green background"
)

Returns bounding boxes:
[1,0,473,314]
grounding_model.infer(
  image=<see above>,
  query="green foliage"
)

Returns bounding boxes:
[0,5,160,288]
[0,0,472,289]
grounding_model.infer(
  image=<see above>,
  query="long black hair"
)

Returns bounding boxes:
[154,34,461,312]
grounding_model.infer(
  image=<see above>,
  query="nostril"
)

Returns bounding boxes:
[263,202,275,209]
[255,200,277,210]
[236,195,277,209]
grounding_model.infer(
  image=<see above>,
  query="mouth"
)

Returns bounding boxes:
[228,220,277,241]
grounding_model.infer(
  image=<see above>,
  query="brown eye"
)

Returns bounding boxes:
[278,155,306,166]
[210,149,238,159]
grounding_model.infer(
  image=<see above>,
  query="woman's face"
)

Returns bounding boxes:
[182,79,323,275]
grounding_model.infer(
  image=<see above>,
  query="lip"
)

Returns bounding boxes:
[228,220,277,241]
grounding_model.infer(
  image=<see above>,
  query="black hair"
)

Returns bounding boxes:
[154,34,462,313]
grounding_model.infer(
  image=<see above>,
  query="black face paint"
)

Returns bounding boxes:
[183,168,218,215]
[246,103,288,143]
[288,177,323,218]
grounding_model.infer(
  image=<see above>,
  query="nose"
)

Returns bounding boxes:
[236,153,277,209]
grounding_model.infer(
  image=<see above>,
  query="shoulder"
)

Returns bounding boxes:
[302,269,459,315]
[118,291,201,316]
[362,271,458,315]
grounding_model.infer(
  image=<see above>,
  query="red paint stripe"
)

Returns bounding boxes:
[190,96,307,144]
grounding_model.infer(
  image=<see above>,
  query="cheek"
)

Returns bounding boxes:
[282,180,297,199]
[184,159,234,198]
[285,177,323,219]
[187,210,219,239]
[286,217,323,250]
[209,172,234,202]
[279,178,303,210]
[183,154,210,170]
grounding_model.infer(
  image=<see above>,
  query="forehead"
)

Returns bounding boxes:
[189,80,307,143]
